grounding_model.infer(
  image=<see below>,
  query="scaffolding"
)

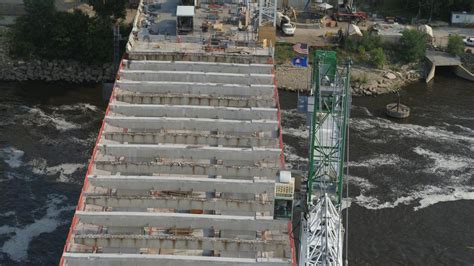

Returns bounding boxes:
[300,50,351,266]
[259,0,277,27]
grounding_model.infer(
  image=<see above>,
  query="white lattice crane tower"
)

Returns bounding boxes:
[299,50,351,266]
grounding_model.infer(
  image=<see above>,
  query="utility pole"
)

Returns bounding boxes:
[428,0,433,23]
[417,0,421,22]
[113,22,122,74]
[346,0,353,11]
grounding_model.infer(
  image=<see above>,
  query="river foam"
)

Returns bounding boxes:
[24,107,79,131]
[29,158,85,183]
[351,117,474,145]
[0,195,74,261]
[51,103,100,112]
[353,185,474,211]
[413,146,473,172]
[1,147,24,168]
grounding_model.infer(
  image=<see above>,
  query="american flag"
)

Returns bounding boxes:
[293,43,309,55]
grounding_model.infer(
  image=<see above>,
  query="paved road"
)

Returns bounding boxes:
[278,21,474,53]
[432,26,474,52]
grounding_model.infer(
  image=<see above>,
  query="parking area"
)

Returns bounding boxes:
[275,18,474,53]
[432,27,474,52]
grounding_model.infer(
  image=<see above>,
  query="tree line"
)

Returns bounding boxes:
[358,0,474,22]
[8,0,129,65]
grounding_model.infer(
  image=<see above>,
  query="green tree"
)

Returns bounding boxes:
[8,0,115,65]
[87,0,128,22]
[446,34,465,56]
[9,0,57,58]
[84,17,114,64]
[374,0,474,22]
[398,29,426,62]
[369,48,386,68]
[359,31,382,51]
[48,10,91,61]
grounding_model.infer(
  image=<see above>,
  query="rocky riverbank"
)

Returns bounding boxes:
[276,63,423,96]
[0,59,115,83]
[0,27,115,83]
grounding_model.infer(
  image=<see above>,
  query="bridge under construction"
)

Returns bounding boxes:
[61,0,351,265]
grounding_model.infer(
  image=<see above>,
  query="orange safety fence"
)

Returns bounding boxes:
[59,55,127,266]
[271,57,296,266]
[288,221,298,266]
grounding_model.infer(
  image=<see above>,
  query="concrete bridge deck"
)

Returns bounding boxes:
[62,57,293,265]
[60,0,296,262]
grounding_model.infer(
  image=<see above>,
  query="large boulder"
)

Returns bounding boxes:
[384,72,397,80]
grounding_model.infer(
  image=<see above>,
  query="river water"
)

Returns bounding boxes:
[0,74,473,265]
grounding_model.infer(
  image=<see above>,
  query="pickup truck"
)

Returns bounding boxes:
[276,12,296,36]
[464,37,474,47]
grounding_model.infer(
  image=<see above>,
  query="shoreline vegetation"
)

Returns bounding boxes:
[275,28,474,96]
[274,29,428,96]
[0,0,128,83]
[1,1,472,95]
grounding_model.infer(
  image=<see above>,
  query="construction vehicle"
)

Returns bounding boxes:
[277,11,296,36]
[298,50,351,266]
[334,0,367,24]
[334,10,367,23]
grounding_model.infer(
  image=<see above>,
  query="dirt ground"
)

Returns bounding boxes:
[59,1,137,24]
[1,0,137,25]
[275,20,373,45]
[276,19,474,52]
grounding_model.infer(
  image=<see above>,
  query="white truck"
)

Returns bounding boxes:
[464,37,474,47]
[276,12,296,36]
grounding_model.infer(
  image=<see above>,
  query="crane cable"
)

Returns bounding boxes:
[344,105,350,266]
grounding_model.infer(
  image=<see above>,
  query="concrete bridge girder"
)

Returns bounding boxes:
[98,144,281,162]
[116,81,275,97]
[115,93,276,108]
[123,60,274,75]
[76,211,289,232]
[93,161,280,178]
[63,253,292,266]
[110,104,278,121]
[74,234,288,253]
[119,70,274,86]
[103,132,279,148]
[88,175,276,195]
[104,116,279,133]
[85,195,274,212]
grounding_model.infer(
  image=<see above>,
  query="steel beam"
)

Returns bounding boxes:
[123,60,273,74]
[74,234,287,253]
[63,253,292,266]
[94,161,279,178]
[98,144,281,162]
[85,195,273,212]
[105,116,278,133]
[119,70,274,85]
[76,212,288,231]
[110,104,277,121]
[115,93,275,108]
[103,132,279,147]
[116,81,274,96]
[87,175,275,194]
